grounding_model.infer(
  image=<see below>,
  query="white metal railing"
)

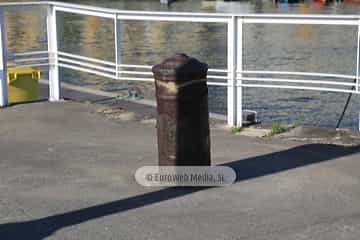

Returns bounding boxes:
[0,1,359,127]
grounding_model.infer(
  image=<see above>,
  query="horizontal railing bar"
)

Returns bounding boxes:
[242,70,356,80]
[208,69,229,73]
[0,1,50,7]
[207,82,228,86]
[120,65,228,72]
[118,70,153,76]
[54,6,115,19]
[116,15,229,23]
[55,3,357,24]
[50,2,122,16]
[118,64,153,69]
[58,53,159,72]
[58,51,116,66]
[45,2,360,19]
[0,2,359,21]
[117,77,154,82]
[1,2,358,24]
[243,18,358,26]
[8,51,49,57]
[12,57,49,63]
[115,78,228,86]
[51,1,232,19]
[7,63,49,68]
[55,5,229,22]
[241,84,357,94]
[239,14,360,20]
[59,62,155,82]
[56,61,229,85]
[58,57,116,73]
[0,1,49,11]
[208,75,228,80]
[241,77,357,87]
[58,63,117,79]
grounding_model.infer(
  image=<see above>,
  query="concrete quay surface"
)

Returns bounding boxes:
[0,101,360,240]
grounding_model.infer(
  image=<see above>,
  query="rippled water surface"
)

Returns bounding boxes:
[2,0,360,129]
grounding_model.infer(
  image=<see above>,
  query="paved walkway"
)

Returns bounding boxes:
[0,101,360,240]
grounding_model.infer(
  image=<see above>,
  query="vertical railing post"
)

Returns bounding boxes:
[356,20,360,93]
[114,14,121,79]
[236,17,243,127]
[356,20,360,131]
[0,9,8,107]
[227,16,238,126]
[47,5,60,101]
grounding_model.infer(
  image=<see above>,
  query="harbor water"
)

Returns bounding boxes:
[2,0,360,129]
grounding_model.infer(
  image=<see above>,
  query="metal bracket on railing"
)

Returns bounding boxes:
[48,51,57,66]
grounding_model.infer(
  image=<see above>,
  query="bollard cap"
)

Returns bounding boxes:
[152,53,208,82]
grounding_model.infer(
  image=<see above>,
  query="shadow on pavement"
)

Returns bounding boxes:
[1,143,359,239]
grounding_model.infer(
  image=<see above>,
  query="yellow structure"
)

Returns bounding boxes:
[7,66,40,103]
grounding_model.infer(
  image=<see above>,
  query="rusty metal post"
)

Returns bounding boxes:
[152,53,211,166]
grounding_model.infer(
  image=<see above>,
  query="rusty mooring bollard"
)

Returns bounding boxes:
[152,53,211,166]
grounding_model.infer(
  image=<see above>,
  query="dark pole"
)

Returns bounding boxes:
[152,53,211,166]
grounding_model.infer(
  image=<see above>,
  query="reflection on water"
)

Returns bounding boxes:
[4,9,46,53]
[2,0,360,129]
